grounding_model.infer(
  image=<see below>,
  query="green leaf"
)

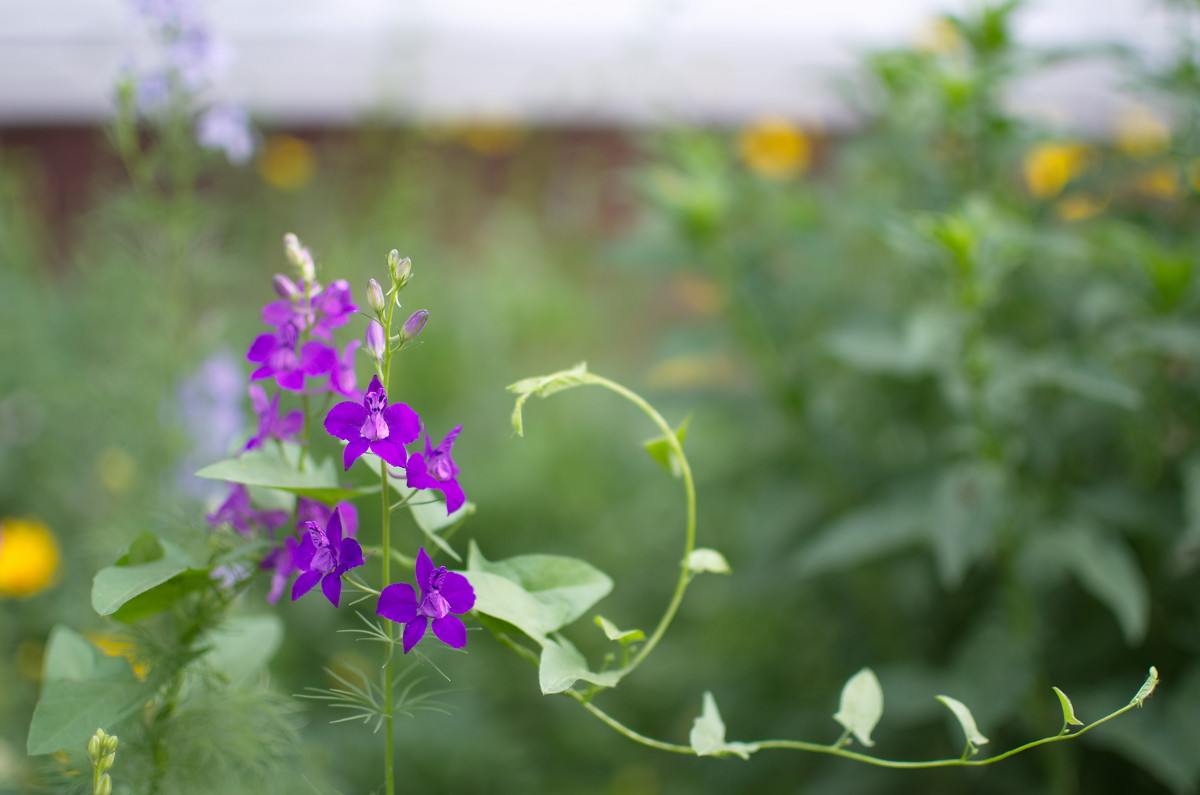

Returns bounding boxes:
[26,626,150,755]
[689,692,758,759]
[936,694,990,748]
[92,534,201,617]
[932,463,1005,588]
[1052,686,1084,726]
[594,615,645,644]
[826,308,959,376]
[111,570,212,624]
[1132,666,1160,708]
[538,635,623,694]
[795,495,927,577]
[387,478,472,562]
[644,414,691,477]
[1049,524,1150,645]
[196,444,364,503]
[507,362,590,436]
[201,614,283,687]
[833,668,884,748]
[686,548,731,575]
[467,541,613,643]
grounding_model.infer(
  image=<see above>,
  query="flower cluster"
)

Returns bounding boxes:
[202,238,473,655]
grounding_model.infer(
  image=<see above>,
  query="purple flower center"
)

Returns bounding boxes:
[419,567,451,619]
[305,522,335,573]
[360,388,390,441]
[428,450,455,481]
[269,322,301,372]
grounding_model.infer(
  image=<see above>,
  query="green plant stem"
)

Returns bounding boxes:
[584,374,696,673]
[380,457,396,795]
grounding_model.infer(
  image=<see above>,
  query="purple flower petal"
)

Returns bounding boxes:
[440,478,465,515]
[246,334,278,362]
[369,437,409,468]
[326,508,343,548]
[438,571,476,613]
[300,340,337,375]
[291,569,321,601]
[382,403,421,444]
[431,615,467,649]
[342,438,370,470]
[405,453,437,489]
[293,532,317,571]
[336,538,364,571]
[279,409,304,436]
[276,368,304,391]
[261,300,295,328]
[377,583,419,624]
[321,573,342,607]
[325,402,367,440]
[415,547,434,587]
[402,617,429,653]
[249,364,274,382]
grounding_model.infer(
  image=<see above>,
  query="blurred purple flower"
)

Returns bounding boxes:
[243,384,303,452]
[376,548,475,653]
[291,508,364,608]
[406,425,465,514]
[296,498,358,539]
[174,350,244,500]
[211,561,252,591]
[261,536,298,604]
[262,280,358,340]
[130,0,203,32]
[327,340,362,400]
[324,375,420,470]
[365,320,386,361]
[246,320,336,392]
[207,483,288,535]
[197,102,255,164]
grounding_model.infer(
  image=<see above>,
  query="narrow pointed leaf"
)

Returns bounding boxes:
[937,694,990,747]
[1132,666,1159,707]
[538,635,623,694]
[594,615,645,644]
[644,414,691,477]
[689,691,757,759]
[1052,686,1084,726]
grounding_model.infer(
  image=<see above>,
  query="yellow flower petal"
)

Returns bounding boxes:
[0,517,59,598]
[1116,105,1171,158]
[257,135,317,191]
[738,116,811,179]
[1023,143,1090,198]
[1055,192,1107,222]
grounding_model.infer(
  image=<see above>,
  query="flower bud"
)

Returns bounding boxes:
[366,320,387,361]
[98,751,115,773]
[366,278,386,314]
[399,310,428,343]
[283,233,316,282]
[273,274,301,301]
[393,256,412,290]
[97,774,112,795]
[386,249,401,279]
[103,733,119,754]
[88,732,103,761]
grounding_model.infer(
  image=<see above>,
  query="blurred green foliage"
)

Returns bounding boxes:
[3,0,1200,793]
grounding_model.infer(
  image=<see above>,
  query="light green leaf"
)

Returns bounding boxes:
[92,534,201,617]
[1044,524,1151,645]
[466,571,560,644]
[644,414,691,477]
[111,570,212,624]
[932,463,1005,588]
[507,362,590,436]
[833,668,884,748]
[196,444,363,502]
[26,626,149,755]
[538,635,623,694]
[1132,666,1160,708]
[1053,686,1084,726]
[386,479,472,562]
[201,615,284,687]
[937,694,990,748]
[594,615,645,644]
[826,308,959,376]
[467,541,612,641]
[687,548,731,575]
[689,692,758,759]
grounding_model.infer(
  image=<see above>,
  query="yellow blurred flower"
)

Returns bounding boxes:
[1055,192,1107,222]
[738,116,811,179]
[256,134,317,191]
[461,120,524,157]
[1115,105,1171,159]
[96,446,136,496]
[87,631,150,681]
[1023,142,1090,198]
[1135,165,1181,199]
[0,517,60,598]
[915,16,965,54]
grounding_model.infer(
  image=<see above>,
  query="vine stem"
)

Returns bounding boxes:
[583,374,696,673]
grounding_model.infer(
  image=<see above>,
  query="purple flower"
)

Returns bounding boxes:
[197,102,255,164]
[260,536,298,604]
[243,385,303,452]
[399,310,428,343]
[376,548,475,653]
[246,320,336,392]
[296,498,358,539]
[174,350,244,500]
[207,483,288,535]
[366,320,386,361]
[406,425,465,514]
[324,375,420,470]
[262,280,358,341]
[327,340,362,400]
[291,508,364,608]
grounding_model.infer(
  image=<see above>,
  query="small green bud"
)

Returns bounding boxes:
[386,248,401,279]
[96,773,112,795]
[88,732,103,761]
[367,278,386,314]
[393,256,412,290]
[103,733,119,754]
[283,233,316,282]
[98,752,115,773]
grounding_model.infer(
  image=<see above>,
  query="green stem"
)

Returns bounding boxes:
[380,457,395,795]
[584,374,697,673]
